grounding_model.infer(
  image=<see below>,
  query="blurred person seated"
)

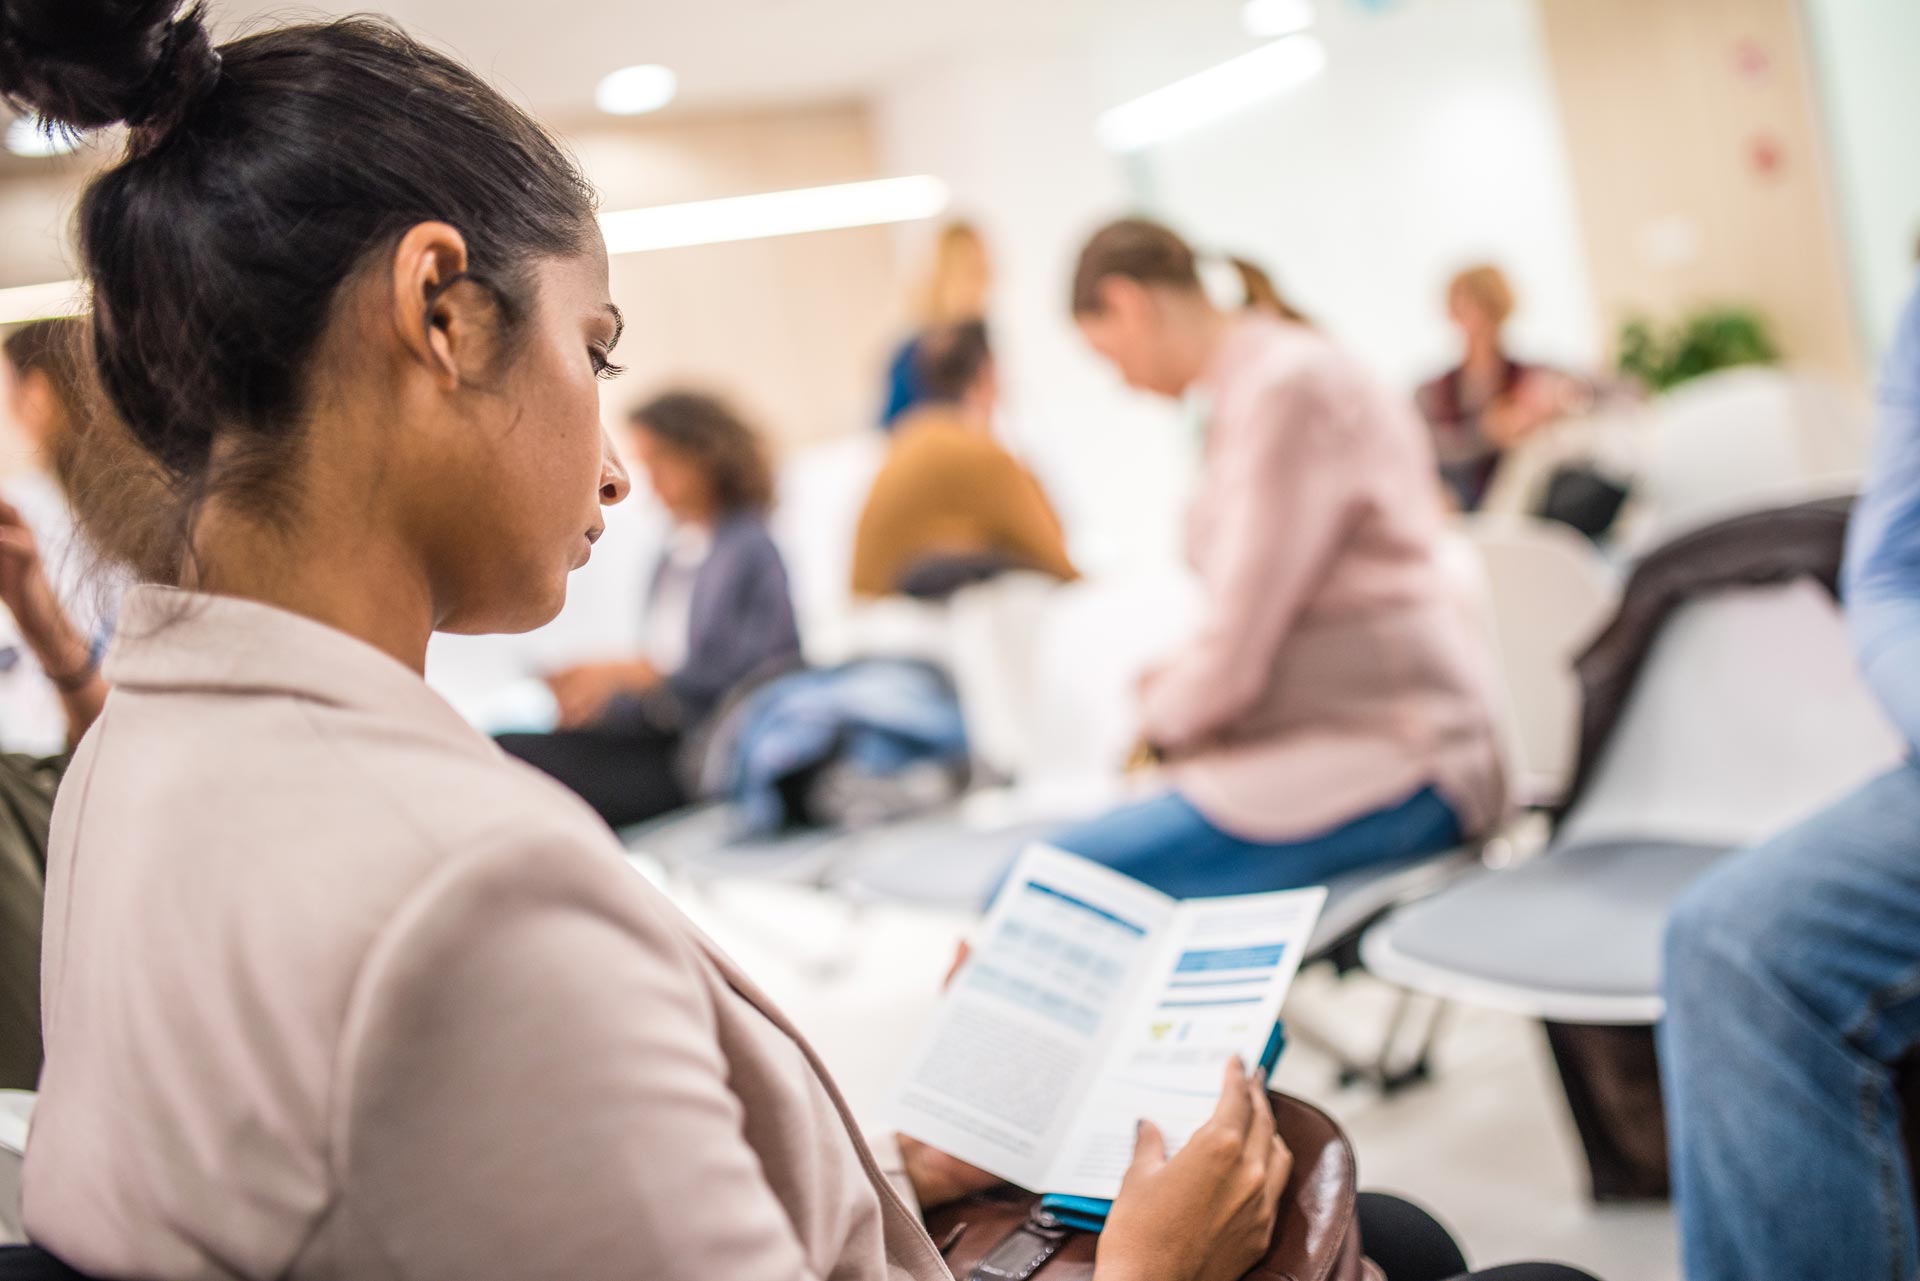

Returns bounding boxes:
[1042,219,1505,899]
[1,321,114,652]
[1417,264,1591,512]
[0,321,136,1092]
[498,391,800,828]
[1659,281,1920,1281]
[880,219,992,429]
[0,492,109,1092]
[851,319,1077,599]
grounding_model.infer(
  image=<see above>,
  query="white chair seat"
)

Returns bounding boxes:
[1362,839,1728,1024]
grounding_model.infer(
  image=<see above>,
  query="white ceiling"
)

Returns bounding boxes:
[209,0,1198,120]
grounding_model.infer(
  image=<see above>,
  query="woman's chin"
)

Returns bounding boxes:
[439,576,570,637]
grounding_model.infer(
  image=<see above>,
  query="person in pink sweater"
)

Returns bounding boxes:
[1056,219,1507,897]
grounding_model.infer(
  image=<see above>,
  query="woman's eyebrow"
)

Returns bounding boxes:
[603,303,625,348]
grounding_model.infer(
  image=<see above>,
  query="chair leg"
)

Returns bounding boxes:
[1287,985,1451,1096]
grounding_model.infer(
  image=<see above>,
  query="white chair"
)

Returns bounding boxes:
[1629,367,1870,548]
[0,1090,31,1245]
[768,433,888,666]
[1461,516,1621,809]
[940,568,1204,786]
[1364,578,1907,1025]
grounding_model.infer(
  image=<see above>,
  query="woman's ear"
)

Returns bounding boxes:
[388,221,475,390]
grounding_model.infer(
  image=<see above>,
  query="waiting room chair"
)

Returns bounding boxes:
[1628,366,1869,548]
[0,1091,27,1245]
[1362,572,1907,1194]
[1461,516,1619,809]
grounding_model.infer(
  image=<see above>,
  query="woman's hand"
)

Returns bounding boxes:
[897,1133,1002,1210]
[1095,1057,1292,1281]
[0,499,91,678]
[546,658,662,728]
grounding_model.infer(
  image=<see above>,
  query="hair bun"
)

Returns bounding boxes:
[0,0,220,147]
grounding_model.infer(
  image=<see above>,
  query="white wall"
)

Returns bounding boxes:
[1148,0,1599,389]
[871,0,1599,574]
[1803,0,1920,366]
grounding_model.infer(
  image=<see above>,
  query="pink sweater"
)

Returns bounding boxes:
[1142,316,1508,843]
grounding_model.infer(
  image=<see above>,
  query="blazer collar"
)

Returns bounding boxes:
[104,585,487,753]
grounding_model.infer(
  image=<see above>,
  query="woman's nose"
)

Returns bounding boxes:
[600,433,633,505]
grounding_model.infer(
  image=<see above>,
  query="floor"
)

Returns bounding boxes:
[650,865,1680,1281]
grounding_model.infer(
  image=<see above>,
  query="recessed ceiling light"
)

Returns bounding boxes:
[594,64,678,117]
[1242,0,1316,38]
[5,116,79,159]
[1097,35,1328,153]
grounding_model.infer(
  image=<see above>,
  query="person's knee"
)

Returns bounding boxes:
[1662,852,1790,1013]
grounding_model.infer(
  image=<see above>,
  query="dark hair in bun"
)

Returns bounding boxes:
[0,1,597,560]
[0,1,220,152]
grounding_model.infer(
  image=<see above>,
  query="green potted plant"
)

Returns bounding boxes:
[1617,306,1779,392]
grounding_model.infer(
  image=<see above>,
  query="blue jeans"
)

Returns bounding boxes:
[1046,785,1462,900]
[1661,760,1920,1281]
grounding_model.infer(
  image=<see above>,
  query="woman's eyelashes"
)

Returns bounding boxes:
[590,346,626,381]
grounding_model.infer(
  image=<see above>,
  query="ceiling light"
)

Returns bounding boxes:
[5,117,79,159]
[598,175,950,256]
[1242,0,1316,38]
[594,64,678,117]
[1096,35,1328,153]
[0,177,952,325]
[0,279,86,326]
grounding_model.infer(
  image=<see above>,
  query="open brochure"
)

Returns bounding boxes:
[890,844,1326,1200]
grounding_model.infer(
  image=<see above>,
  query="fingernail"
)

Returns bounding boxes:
[1135,1119,1145,1140]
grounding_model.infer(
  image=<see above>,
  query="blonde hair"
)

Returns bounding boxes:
[1448,264,1515,327]
[915,221,991,325]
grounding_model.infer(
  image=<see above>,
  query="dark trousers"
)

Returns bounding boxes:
[1358,1193,1601,1281]
[0,753,65,1091]
[496,724,689,831]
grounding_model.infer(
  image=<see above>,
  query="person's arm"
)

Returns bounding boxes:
[0,499,106,745]
[1844,286,1920,753]
[663,532,798,716]
[335,841,846,1281]
[971,441,1078,582]
[1139,376,1356,753]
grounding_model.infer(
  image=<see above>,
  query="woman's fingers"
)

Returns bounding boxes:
[1245,1067,1275,1149]
[1261,1134,1291,1215]
[1206,1055,1253,1139]
[1126,1118,1168,1180]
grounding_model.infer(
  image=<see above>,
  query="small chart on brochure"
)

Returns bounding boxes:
[890,844,1325,1200]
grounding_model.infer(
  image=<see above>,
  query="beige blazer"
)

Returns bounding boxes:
[24,587,949,1281]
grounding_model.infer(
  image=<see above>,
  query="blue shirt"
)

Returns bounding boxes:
[1844,280,1920,753]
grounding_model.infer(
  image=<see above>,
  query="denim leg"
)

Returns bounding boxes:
[1046,786,1462,900]
[1660,761,1920,1281]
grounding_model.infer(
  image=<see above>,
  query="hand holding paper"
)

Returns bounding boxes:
[890,845,1325,1200]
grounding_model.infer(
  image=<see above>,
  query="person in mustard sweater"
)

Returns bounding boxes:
[850,320,1078,598]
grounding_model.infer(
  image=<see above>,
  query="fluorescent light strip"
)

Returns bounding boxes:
[0,278,87,326]
[598,174,950,256]
[0,176,950,326]
[1097,35,1328,153]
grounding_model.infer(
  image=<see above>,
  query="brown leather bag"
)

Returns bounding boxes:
[924,1092,1380,1281]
